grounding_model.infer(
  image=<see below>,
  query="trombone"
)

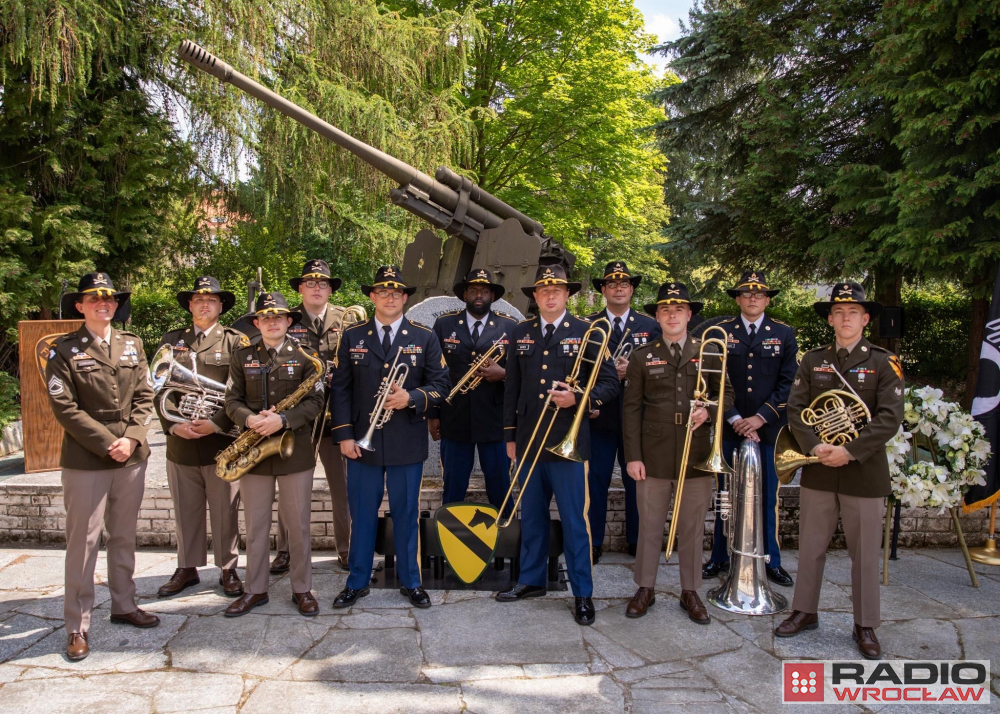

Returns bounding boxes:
[356,347,409,451]
[496,318,612,528]
[665,325,734,561]
[445,333,507,404]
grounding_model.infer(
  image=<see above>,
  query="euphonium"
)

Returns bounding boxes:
[774,364,871,484]
[356,347,410,452]
[496,318,612,528]
[445,333,507,404]
[215,345,326,482]
[150,345,237,436]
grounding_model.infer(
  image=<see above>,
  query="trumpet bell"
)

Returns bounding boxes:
[356,435,374,452]
[773,426,819,484]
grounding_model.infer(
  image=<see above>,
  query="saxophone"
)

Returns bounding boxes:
[216,345,326,482]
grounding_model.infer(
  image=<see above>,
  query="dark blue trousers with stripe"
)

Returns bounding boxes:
[516,460,593,597]
[588,428,638,548]
[710,440,782,568]
[346,460,423,590]
[440,438,510,509]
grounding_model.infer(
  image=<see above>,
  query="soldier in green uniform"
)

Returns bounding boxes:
[46,272,160,662]
[154,276,248,599]
[774,281,905,660]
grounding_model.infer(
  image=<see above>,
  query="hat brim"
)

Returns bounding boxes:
[592,275,642,291]
[290,276,342,292]
[361,284,417,297]
[177,290,237,315]
[644,301,703,317]
[726,287,780,298]
[813,301,882,319]
[61,291,131,321]
[453,281,506,300]
[522,281,582,299]
[252,309,302,326]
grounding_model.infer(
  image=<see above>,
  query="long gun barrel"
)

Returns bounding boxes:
[178,40,544,244]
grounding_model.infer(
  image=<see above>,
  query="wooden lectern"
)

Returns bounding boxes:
[18,320,83,473]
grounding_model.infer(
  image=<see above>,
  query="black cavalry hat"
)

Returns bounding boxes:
[289,259,342,292]
[251,291,302,325]
[813,281,882,318]
[176,275,237,315]
[61,272,131,322]
[521,264,582,299]
[644,281,704,316]
[453,267,505,300]
[592,260,642,291]
[726,270,780,298]
[361,265,416,296]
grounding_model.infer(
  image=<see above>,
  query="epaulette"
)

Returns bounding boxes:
[53,332,75,346]
[494,311,517,321]
[410,321,433,332]
[718,317,737,324]
[519,317,535,324]
[343,319,368,332]
[441,309,463,317]
[770,317,791,327]
[869,344,891,354]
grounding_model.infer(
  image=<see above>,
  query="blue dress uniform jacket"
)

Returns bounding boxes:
[330,317,451,466]
[431,310,516,443]
[504,314,620,461]
[585,309,661,434]
[719,314,798,445]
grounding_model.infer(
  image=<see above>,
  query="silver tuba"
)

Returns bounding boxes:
[707,438,788,616]
[150,345,238,436]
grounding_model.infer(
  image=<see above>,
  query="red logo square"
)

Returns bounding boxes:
[784,662,824,702]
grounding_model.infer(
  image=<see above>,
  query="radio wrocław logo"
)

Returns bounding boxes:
[782,661,990,704]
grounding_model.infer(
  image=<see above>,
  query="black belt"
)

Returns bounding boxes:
[84,408,129,422]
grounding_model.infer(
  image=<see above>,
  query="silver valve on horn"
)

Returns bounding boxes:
[150,345,239,437]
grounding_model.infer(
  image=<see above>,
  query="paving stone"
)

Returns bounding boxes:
[168,614,331,677]
[522,662,590,677]
[693,640,787,712]
[887,552,1000,616]
[0,614,57,663]
[718,613,779,652]
[0,589,51,617]
[631,670,719,691]
[630,686,725,703]
[953,617,1000,665]
[631,699,732,714]
[591,564,643,598]
[0,550,24,571]
[422,664,524,683]
[771,610,863,661]
[0,555,67,590]
[138,590,233,616]
[876,582,961,620]
[413,598,589,666]
[287,627,422,682]
[591,597,742,663]
[266,570,347,612]
[243,680,463,713]
[14,612,185,672]
[441,589,493,603]
[462,674,624,713]
[613,661,691,683]
[337,610,414,629]
[0,676,151,713]
[0,662,25,683]
[581,627,645,668]
[881,618,961,660]
[14,585,110,621]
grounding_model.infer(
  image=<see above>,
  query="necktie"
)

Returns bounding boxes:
[613,317,623,342]
[314,316,324,334]
[472,320,482,345]
[544,323,555,346]
[382,325,392,354]
[267,348,276,364]
[748,323,757,340]
[837,347,849,369]
[194,331,204,348]
[100,340,110,359]
[670,342,681,364]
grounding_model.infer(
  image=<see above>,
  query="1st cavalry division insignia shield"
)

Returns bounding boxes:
[434,503,500,585]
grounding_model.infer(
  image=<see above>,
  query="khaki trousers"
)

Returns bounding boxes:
[166,461,241,570]
[792,486,884,628]
[276,437,350,555]
[241,470,314,594]
[62,462,146,633]
[634,476,713,591]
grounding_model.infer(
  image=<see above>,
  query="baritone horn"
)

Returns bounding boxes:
[445,333,507,404]
[665,325,733,561]
[496,318,612,528]
[774,363,871,484]
[150,345,238,436]
[356,347,409,451]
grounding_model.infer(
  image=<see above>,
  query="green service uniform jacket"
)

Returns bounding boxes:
[45,325,155,470]
[155,324,250,466]
[788,337,905,497]
[224,339,325,475]
[622,335,734,480]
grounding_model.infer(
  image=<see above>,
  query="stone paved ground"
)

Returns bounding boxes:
[0,546,997,713]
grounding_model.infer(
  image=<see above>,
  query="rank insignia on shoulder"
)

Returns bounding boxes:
[440,355,447,368]
[48,376,64,396]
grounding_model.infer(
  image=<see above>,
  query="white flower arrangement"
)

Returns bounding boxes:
[887,386,990,511]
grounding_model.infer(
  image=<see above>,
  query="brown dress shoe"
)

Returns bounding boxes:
[225,592,270,618]
[292,591,319,616]
[270,551,290,574]
[626,587,656,618]
[110,608,160,628]
[157,567,200,598]
[66,632,89,661]
[679,590,711,625]
[219,568,244,597]
[336,552,351,572]
[774,610,819,638]
[853,624,881,660]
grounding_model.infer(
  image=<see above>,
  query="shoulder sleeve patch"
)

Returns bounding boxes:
[239,335,251,348]
[888,354,903,380]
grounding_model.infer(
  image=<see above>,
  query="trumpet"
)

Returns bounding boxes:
[496,318,612,528]
[611,329,633,363]
[665,325,733,561]
[150,345,238,436]
[445,333,507,404]
[356,347,410,451]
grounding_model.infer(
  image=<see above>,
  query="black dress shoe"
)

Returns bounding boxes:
[574,597,595,626]
[627,543,637,557]
[591,546,603,564]
[332,586,370,608]
[495,584,547,602]
[702,561,729,578]
[767,565,794,587]
[400,586,431,608]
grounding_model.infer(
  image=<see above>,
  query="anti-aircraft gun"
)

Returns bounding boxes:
[178,41,574,314]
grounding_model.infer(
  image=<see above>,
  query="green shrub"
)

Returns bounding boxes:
[0,372,20,430]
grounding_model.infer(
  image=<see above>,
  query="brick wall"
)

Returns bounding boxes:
[0,480,990,550]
